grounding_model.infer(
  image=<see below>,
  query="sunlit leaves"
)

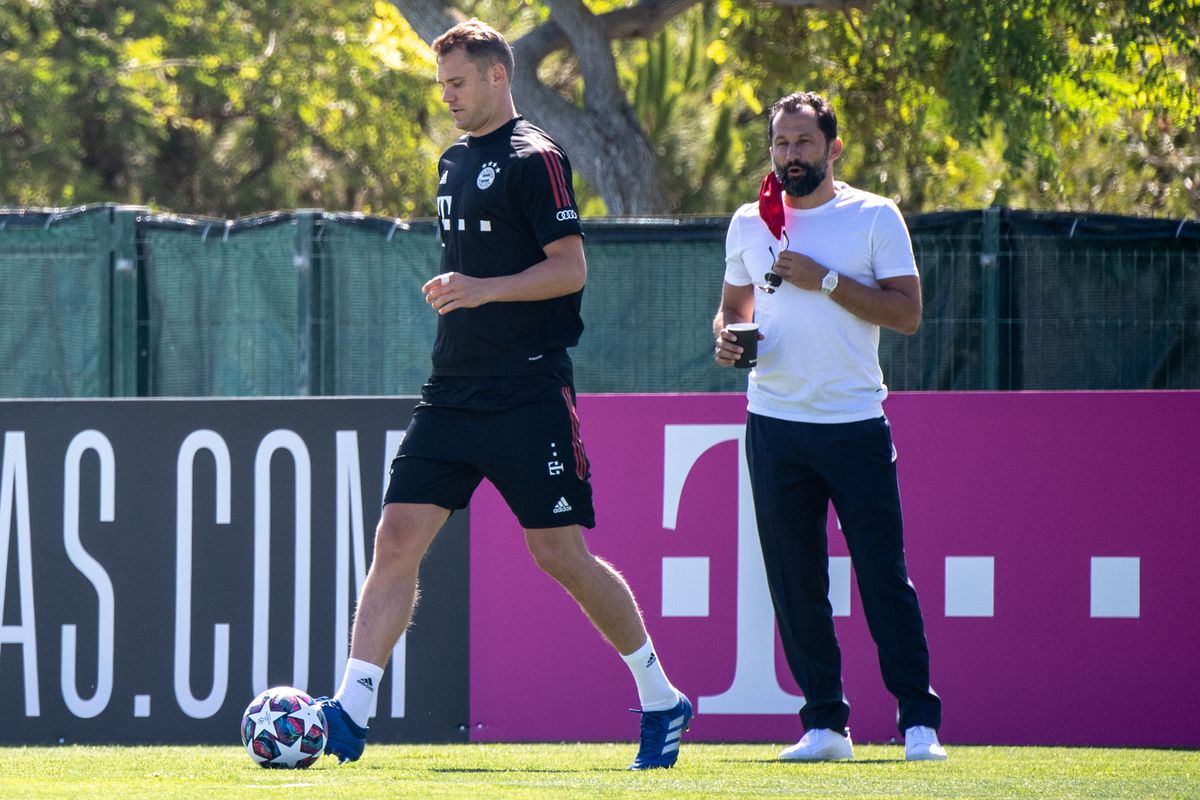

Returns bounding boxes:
[2,0,1196,216]
[0,0,438,216]
[696,0,1198,215]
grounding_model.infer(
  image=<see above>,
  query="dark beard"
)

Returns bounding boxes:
[777,159,825,196]
[775,156,827,198]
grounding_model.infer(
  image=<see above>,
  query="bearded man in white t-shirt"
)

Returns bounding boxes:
[713,91,946,763]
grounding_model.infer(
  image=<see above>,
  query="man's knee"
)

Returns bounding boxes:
[526,528,590,583]
[372,504,446,567]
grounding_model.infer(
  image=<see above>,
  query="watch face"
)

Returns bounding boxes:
[822,271,838,293]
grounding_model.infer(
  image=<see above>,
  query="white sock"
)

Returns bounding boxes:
[332,657,385,728]
[621,638,681,711]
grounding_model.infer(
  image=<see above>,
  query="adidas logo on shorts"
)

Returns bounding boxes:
[553,497,572,514]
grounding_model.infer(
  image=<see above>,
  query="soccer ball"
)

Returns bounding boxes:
[240,686,328,769]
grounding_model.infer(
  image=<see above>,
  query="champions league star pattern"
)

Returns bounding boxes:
[241,687,327,768]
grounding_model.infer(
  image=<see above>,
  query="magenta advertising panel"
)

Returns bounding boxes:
[468,392,1200,747]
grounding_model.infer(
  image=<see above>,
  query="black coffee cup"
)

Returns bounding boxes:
[727,323,759,368]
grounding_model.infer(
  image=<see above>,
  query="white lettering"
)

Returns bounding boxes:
[333,432,367,705]
[334,432,364,680]
[383,431,408,719]
[662,425,805,714]
[0,432,40,716]
[253,430,312,694]
[174,430,231,719]
[61,431,116,718]
[332,431,376,719]
[331,431,408,721]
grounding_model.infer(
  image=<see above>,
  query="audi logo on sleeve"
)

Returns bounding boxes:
[556,209,579,222]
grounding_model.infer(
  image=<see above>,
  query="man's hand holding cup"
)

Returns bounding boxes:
[716,322,761,369]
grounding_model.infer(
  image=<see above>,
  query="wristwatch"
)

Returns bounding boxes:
[820,269,839,296]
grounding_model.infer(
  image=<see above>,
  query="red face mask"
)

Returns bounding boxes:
[758,171,785,240]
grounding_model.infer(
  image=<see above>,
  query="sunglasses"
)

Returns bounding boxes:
[759,230,790,294]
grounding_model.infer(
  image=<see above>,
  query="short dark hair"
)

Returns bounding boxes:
[431,19,515,83]
[768,92,837,144]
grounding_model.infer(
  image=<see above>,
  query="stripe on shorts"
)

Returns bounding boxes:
[560,385,588,481]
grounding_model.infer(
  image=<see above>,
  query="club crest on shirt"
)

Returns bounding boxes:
[477,161,500,189]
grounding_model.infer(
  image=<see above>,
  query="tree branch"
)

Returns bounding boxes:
[385,0,869,213]
[386,0,461,44]
[514,0,868,65]
[543,0,626,111]
[515,0,700,69]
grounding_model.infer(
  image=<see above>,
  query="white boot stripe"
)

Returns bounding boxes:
[661,741,680,755]
[665,730,681,743]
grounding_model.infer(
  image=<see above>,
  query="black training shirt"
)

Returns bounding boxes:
[432,116,585,377]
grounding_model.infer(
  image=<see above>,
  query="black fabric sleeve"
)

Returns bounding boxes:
[518,144,584,248]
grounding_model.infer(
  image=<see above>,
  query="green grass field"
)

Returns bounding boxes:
[1,742,1197,799]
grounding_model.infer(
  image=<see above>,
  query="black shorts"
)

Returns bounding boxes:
[384,378,596,529]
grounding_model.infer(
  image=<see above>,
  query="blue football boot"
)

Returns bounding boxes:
[628,694,693,770]
[315,697,367,763]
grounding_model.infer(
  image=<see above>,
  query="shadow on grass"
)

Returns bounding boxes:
[429,767,617,774]
[714,757,909,766]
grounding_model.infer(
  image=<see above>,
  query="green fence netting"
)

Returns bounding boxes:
[574,220,746,394]
[2,205,1197,397]
[317,214,442,396]
[885,211,987,391]
[0,207,111,397]
[1005,212,1199,390]
[138,212,300,396]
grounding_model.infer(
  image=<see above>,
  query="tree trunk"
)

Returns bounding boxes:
[390,0,697,214]
[512,0,681,214]
[388,0,862,213]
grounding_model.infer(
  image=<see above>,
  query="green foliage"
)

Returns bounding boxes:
[2,0,1196,216]
[0,0,440,216]
[619,3,746,213]
[708,0,1200,215]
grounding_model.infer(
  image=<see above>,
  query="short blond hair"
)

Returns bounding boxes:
[431,19,515,82]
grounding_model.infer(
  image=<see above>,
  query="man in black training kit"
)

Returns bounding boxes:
[316,19,691,770]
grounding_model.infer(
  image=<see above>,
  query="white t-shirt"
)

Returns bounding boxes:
[723,182,918,423]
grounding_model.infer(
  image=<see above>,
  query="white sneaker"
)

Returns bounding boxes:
[904,725,947,761]
[779,728,854,761]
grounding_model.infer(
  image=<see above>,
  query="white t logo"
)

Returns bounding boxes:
[663,424,806,714]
